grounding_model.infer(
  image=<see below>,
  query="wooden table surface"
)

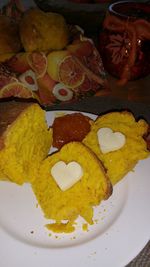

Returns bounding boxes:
[108,74,150,105]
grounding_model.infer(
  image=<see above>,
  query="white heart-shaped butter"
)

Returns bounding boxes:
[97,127,126,154]
[51,161,83,191]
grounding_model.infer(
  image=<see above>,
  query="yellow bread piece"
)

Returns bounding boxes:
[32,141,112,232]
[0,101,52,185]
[20,8,69,52]
[83,111,150,185]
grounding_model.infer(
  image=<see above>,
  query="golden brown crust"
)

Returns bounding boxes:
[66,141,113,200]
[0,101,35,149]
[32,141,112,226]
[19,8,69,52]
[81,142,113,199]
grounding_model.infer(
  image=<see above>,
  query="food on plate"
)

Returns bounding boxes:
[83,111,150,185]
[0,101,52,185]
[0,107,149,234]
[52,112,92,149]
[32,141,112,233]
[97,127,126,154]
[19,8,69,52]
[0,15,22,53]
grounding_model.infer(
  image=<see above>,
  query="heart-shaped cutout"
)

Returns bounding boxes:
[51,161,83,191]
[97,127,126,154]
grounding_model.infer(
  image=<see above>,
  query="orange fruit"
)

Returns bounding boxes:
[0,81,39,101]
[47,50,69,81]
[58,55,85,88]
[67,39,105,86]
[27,52,47,78]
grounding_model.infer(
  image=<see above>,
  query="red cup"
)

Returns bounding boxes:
[98,1,150,84]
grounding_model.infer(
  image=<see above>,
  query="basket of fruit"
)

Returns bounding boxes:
[0,1,109,107]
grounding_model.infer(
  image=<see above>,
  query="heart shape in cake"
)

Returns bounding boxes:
[51,161,83,191]
[97,127,126,154]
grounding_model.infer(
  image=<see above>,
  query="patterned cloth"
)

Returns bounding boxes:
[126,241,150,267]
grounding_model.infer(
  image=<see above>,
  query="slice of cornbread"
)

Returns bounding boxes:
[83,111,150,185]
[32,141,112,232]
[0,101,52,185]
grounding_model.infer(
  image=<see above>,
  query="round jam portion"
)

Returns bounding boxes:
[52,112,92,149]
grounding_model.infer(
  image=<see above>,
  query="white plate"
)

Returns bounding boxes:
[0,110,150,267]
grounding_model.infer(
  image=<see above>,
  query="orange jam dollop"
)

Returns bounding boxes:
[52,112,92,149]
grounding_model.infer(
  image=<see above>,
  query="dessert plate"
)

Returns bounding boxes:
[0,110,149,267]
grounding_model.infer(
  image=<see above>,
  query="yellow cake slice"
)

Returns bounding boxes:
[32,141,112,232]
[83,111,150,185]
[0,101,52,185]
